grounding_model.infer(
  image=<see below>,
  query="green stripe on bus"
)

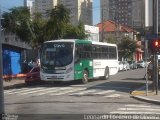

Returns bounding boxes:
[74,59,93,80]
[75,39,92,44]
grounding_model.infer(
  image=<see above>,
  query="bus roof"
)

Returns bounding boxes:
[44,39,117,47]
[91,41,117,47]
[44,39,92,44]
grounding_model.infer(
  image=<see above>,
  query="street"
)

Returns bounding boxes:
[4,68,160,120]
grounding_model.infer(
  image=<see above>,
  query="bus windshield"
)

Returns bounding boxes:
[40,42,74,69]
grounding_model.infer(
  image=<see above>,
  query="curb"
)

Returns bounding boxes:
[130,84,160,105]
[130,95,160,105]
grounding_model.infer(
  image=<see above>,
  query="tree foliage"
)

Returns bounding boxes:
[63,22,88,39]
[2,7,31,42]
[118,36,139,59]
[104,35,117,44]
[2,5,87,48]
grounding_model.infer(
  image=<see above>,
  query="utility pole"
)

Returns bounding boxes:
[0,4,5,119]
[153,0,159,95]
[101,7,104,42]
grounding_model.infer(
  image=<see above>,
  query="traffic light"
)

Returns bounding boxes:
[151,39,160,52]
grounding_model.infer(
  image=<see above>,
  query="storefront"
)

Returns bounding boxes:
[3,46,22,76]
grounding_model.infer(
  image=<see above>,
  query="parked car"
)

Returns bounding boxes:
[122,61,130,71]
[25,66,42,84]
[118,61,124,71]
[137,60,146,68]
[128,61,137,69]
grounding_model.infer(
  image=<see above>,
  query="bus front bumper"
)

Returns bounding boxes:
[40,73,74,81]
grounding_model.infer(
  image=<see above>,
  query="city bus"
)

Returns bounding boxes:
[40,39,118,84]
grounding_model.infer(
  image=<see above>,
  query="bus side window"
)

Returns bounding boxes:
[75,45,80,63]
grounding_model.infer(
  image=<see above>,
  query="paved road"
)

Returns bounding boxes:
[4,68,160,120]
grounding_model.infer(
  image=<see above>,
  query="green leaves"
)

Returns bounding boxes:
[118,36,138,59]
[2,5,87,49]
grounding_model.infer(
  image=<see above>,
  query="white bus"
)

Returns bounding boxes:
[40,39,119,83]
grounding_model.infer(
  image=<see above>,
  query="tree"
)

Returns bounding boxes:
[63,22,88,39]
[104,35,117,44]
[46,4,70,40]
[2,7,31,42]
[2,5,87,48]
[29,13,48,48]
[118,36,138,60]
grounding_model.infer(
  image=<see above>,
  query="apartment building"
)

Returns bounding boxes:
[101,0,160,29]
[32,0,92,25]
[24,0,35,18]
[34,0,58,18]
[131,0,144,29]
[60,0,93,25]
[101,0,132,26]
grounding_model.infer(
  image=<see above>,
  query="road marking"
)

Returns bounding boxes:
[93,90,115,95]
[50,88,86,96]
[5,86,124,97]
[70,85,86,87]
[4,88,29,94]
[51,88,86,96]
[105,94,121,98]
[19,87,72,95]
[36,87,85,96]
[125,104,151,108]
[5,87,45,95]
[29,88,61,96]
[69,89,97,96]
[96,86,131,90]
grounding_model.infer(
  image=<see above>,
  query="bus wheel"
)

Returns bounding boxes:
[82,70,88,84]
[104,67,109,80]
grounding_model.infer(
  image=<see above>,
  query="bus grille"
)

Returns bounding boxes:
[46,76,64,80]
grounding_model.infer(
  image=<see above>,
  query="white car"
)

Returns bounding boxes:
[118,61,124,71]
[122,61,130,71]
[137,61,146,68]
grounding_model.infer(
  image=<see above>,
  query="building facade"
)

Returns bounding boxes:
[32,0,92,25]
[100,0,160,30]
[132,0,144,30]
[100,0,144,26]
[96,20,143,62]
[1,31,31,76]
[24,0,35,18]
[34,0,58,18]
[85,25,99,42]
[100,0,132,26]
[60,0,93,25]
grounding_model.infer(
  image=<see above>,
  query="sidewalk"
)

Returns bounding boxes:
[3,78,25,90]
[131,83,160,105]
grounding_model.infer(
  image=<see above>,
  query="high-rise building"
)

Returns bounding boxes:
[60,0,93,25]
[33,0,92,25]
[34,0,58,18]
[100,0,146,28]
[131,0,144,30]
[24,0,35,18]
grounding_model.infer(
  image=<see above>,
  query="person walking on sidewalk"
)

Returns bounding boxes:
[148,56,154,80]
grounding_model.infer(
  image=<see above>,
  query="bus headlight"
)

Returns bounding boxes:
[66,67,73,73]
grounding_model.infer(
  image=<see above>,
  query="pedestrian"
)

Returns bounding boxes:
[147,56,154,80]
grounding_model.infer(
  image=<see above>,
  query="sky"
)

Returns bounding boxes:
[1,0,100,25]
